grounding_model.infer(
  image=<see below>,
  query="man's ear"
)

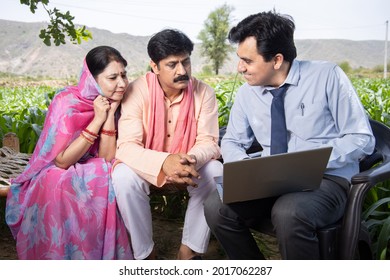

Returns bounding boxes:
[273,54,284,70]
[150,60,159,74]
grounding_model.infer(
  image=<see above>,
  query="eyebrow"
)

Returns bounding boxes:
[107,70,127,77]
[237,53,252,61]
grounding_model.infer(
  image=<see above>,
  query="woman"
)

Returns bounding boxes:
[5,46,133,260]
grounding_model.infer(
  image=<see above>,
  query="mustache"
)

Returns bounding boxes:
[174,75,190,82]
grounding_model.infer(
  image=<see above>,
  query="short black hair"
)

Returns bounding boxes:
[147,29,194,64]
[228,11,297,63]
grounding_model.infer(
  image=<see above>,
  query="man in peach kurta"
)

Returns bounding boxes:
[113,29,222,260]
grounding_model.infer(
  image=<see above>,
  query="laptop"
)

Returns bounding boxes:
[216,146,332,204]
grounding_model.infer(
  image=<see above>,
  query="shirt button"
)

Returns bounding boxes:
[167,134,170,137]
[168,120,172,123]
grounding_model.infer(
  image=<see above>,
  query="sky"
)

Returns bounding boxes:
[0,0,389,42]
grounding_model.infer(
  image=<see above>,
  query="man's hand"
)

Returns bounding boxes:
[162,153,200,187]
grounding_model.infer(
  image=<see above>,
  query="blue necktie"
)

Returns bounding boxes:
[270,85,289,155]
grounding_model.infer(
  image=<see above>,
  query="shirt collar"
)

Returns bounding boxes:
[285,59,300,87]
[257,59,299,95]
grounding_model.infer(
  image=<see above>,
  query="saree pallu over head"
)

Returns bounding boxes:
[145,71,197,153]
[5,59,133,259]
[10,59,101,186]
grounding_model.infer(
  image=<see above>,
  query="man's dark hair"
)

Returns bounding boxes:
[86,46,127,78]
[147,29,194,64]
[228,11,297,63]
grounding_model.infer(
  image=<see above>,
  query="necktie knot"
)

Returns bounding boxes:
[270,85,288,98]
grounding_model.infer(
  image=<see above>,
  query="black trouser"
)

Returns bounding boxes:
[204,175,349,259]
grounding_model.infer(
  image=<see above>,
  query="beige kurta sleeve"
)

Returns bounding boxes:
[116,76,170,187]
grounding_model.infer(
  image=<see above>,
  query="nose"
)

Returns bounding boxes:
[118,76,127,87]
[177,62,186,75]
[237,59,246,73]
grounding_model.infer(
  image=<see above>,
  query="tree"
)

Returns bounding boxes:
[20,0,92,46]
[197,4,234,75]
[339,61,352,74]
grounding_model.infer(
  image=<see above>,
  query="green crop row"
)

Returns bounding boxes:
[0,86,56,153]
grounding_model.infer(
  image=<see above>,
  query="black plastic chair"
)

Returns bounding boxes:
[219,119,390,259]
[337,119,390,259]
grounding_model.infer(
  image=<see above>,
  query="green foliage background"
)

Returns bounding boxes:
[0,86,56,153]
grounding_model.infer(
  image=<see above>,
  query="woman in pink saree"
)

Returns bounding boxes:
[5,46,133,259]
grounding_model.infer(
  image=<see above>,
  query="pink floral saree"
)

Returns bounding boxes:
[5,60,133,260]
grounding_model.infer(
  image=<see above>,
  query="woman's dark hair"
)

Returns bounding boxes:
[86,46,127,78]
[228,11,297,63]
[147,29,194,64]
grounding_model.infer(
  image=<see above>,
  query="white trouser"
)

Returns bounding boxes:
[112,160,223,259]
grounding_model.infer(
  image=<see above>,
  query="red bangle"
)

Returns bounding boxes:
[80,132,94,145]
[84,128,99,138]
[101,129,116,136]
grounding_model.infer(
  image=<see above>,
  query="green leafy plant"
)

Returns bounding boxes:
[0,86,56,153]
[150,192,188,220]
[362,183,390,259]
[214,74,243,127]
[20,0,92,46]
[354,78,390,126]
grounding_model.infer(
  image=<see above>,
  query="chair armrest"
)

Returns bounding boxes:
[351,160,390,186]
[348,159,390,225]
[340,160,390,259]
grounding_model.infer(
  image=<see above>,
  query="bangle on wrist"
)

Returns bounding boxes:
[100,129,117,136]
[80,132,95,145]
[83,128,99,138]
